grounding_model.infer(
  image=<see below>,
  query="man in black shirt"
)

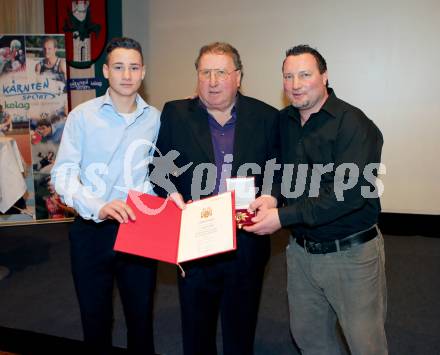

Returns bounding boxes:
[245,45,387,355]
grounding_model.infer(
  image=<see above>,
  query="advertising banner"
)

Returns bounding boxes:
[0,34,74,225]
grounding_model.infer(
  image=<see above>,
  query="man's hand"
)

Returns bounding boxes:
[169,192,186,209]
[248,195,277,213]
[98,199,136,223]
[244,207,281,235]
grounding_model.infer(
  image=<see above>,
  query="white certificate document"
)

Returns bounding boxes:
[177,191,236,263]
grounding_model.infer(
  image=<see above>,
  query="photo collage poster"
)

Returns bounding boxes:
[0,34,74,224]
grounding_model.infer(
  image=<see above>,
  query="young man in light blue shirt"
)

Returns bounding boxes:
[51,37,161,355]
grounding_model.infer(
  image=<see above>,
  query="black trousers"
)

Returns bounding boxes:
[69,217,157,355]
[178,232,270,355]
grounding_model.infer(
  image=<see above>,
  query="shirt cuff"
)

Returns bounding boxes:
[278,204,302,228]
[89,200,107,223]
[72,194,106,223]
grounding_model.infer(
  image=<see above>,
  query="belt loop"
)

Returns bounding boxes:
[374,223,380,239]
[303,238,309,254]
[335,239,341,252]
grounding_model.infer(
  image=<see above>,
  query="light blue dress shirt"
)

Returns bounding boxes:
[51,89,161,222]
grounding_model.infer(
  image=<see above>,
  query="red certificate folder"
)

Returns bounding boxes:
[114,190,236,264]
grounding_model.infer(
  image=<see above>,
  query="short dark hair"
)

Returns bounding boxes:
[283,44,327,74]
[105,37,143,64]
[195,42,243,73]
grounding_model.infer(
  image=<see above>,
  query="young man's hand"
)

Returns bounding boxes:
[98,200,136,223]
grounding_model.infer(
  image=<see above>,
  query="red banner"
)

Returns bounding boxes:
[44,0,107,68]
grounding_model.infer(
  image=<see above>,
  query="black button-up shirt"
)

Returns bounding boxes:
[278,88,383,241]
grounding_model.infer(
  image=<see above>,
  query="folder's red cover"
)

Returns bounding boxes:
[114,190,236,264]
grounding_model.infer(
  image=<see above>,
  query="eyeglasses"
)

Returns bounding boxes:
[197,68,240,81]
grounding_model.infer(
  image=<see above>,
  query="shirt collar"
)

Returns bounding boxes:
[209,106,237,129]
[200,100,237,127]
[288,87,342,121]
[100,88,149,116]
[198,94,238,113]
[319,88,345,118]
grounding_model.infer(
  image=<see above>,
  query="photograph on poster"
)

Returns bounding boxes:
[0,35,26,76]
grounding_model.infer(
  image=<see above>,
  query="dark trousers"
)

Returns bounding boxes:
[178,232,270,355]
[69,217,157,355]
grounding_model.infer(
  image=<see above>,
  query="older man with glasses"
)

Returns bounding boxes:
[153,42,280,355]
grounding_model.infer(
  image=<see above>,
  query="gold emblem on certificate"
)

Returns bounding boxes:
[226,177,256,229]
[201,207,213,219]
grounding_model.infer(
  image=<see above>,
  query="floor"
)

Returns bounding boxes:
[0,223,439,354]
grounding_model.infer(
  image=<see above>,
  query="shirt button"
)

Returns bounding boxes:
[221,150,225,154]
[220,133,225,136]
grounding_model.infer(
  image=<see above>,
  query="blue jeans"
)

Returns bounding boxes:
[286,228,388,355]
